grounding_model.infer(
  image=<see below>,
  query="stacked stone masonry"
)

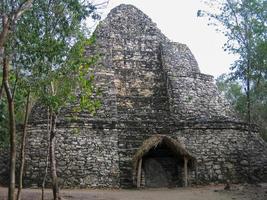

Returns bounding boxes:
[0,4,266,188]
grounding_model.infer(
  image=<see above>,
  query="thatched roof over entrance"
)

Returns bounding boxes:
[133,134,195,170]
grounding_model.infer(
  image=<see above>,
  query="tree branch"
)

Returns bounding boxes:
[3,57,12,101]
[94,1,109,8]
[0,0,33,49]
[0,15,9,48]
[11,72,18,100]
[226,0,247,45]
[11,0,33,22]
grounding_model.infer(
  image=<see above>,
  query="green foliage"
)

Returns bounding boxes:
[216,74,247,118]
[202,0,267,137]
[67,36,101,114]
[216,74,267,141]
[0,70,32,147]
[0,0,102,145]
[202,0,266,82]
[9,0,101,115]
[71,128,80,135]
[32,35,102,116]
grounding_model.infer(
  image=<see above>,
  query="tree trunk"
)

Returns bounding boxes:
[16,92,31,200]
[0,78,4,101]
[245,51,252,138]
[41,108,52,200]
[0,46,5,102]
[3,58,16,200]
[246,75,251,132]
[49,113,60,200]
[184,156,188,187]
[0,4,33,199]
[136,158,142,188]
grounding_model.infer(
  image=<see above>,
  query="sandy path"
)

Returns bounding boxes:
[0,184,266,200]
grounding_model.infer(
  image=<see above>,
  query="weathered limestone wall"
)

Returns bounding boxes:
[175,128,267,184]
[117,124,267,188]
[94,5,173,187]
[93,3,170,124]
[161,42,235,121]
[22,124,120,188]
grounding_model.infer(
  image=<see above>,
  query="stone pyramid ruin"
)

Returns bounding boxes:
[0,4,266,188]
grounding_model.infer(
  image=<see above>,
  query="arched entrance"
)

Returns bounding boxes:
[133,135,195,188]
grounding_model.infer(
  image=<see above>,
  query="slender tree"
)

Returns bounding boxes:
[216,74,267,141]
[35,36,100,200]
[0,1,33,199]
[201,0,267,132]
[1,1,102,199]
[16,90,32,200]
[10,1,101,199]
[41,107,52,200]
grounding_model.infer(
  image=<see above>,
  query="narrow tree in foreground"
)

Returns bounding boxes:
[41,107,52,200]
[37,37,100,200]
[11,1,100,199]
[16,91,32,200]
[0,1,33,199]
[1,1,103,199]
[2,57,17,200]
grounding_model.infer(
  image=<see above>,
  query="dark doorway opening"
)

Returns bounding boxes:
[133,135,195,188]
[142,143,184,187]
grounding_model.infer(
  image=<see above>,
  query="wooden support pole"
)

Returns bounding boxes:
[137,158,142,188]
[196,161,198,185]
[184,156,188,187]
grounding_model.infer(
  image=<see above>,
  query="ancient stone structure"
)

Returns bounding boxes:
[0,4,267,188]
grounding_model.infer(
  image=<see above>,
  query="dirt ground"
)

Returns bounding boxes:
[0,183,267,200]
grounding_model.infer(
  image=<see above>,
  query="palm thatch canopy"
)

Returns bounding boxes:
[132,134,195,171]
